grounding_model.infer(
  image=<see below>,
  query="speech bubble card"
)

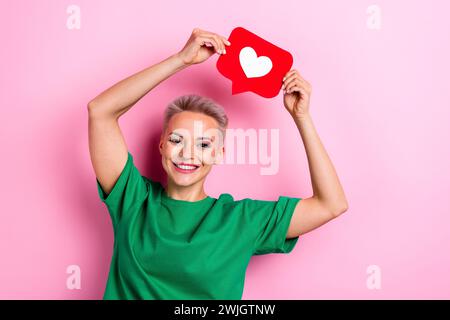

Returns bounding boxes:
[217,27,293,98]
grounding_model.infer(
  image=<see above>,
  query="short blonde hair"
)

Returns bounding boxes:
[163,94,229,139]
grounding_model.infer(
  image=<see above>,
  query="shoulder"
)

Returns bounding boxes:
[213,193,248,209]
[215,193,235,203]
[214,193,256,211]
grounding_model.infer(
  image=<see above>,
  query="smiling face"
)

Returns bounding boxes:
[159,111,225,188]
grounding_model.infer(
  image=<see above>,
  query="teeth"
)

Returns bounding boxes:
[174,163,198,170]
[179,165,196,170]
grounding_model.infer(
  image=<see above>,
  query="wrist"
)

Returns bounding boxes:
[171,52,191,70]
[293,112,312,124]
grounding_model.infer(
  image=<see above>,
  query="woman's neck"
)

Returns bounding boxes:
[164,180,208,201]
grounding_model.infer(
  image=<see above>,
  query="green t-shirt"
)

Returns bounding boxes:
[96,152,301,300]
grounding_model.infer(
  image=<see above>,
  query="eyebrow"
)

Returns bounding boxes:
[169,132,212,140]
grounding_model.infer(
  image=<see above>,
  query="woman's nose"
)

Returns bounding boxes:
[179,142,195,159]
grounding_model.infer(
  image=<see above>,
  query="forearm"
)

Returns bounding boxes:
[88,53,188,118]
[294,114,348,214]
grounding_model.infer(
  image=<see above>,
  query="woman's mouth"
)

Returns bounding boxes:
[172,161,200,174]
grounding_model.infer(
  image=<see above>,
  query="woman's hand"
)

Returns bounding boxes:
[282,69,312,120]
[176,28,231,66]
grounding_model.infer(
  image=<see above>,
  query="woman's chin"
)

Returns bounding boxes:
[170,172,198,186]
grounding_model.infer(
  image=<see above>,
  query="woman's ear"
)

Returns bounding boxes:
[159,134,164,156]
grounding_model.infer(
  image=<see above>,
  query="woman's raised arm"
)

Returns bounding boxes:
[87,27,230,195]
[87,53,186,119]
[87,27,230,119]
[281,69,349,238]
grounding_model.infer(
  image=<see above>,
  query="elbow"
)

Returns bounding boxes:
[87,100,110,119]
[87,100,98,114]
[331,200,349,217]
[317,195,349,217]
[87,98,102,111]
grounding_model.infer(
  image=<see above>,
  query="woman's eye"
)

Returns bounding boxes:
[199,143,211,148]
[169,138,181,144]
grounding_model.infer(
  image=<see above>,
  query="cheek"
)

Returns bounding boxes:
[199,148,217,165]
[163,143,182,160]
[209,144,222,159]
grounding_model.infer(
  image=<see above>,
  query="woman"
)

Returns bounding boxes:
[88,28,348,300]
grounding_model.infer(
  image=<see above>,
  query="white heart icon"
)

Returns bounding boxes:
[239,47,273,78]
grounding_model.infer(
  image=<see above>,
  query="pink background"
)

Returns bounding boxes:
[1,0,449,299]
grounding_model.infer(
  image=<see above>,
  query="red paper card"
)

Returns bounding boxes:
[217,27,293,98]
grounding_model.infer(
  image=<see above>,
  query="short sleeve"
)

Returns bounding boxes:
[244,196,302,255]
[96,152,149,227]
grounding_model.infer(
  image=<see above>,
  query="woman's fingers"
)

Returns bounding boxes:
[217,36,230,53]
[194,28,228,54]
[220,36,231,47]
[283,69,298,81]
[284,76,308,90]
[200,30,228,53]
[209,34,226,54]
[214,34,226,53]
[201,35,223,54]
[195,35,221,54]
[285,78,312,94]
[282,70,311,93]
[283,69,307,83]
[285,77,305,93]
[284,79,300,93]
[282,74,296,88]
[282,70,299,89]
[286,85,307,96]
[283,73,302,90]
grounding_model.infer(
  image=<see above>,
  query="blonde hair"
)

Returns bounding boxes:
[163,94,229,139]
